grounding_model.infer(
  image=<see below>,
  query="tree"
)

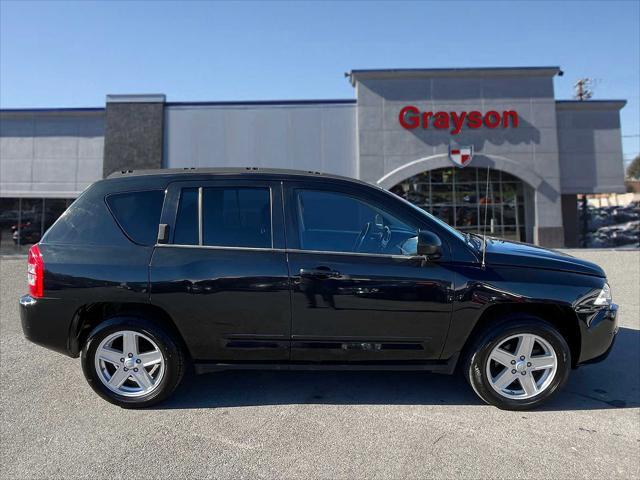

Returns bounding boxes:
[627,155,640,180]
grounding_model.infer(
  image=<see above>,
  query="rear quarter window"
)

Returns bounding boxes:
[105,190,165,245]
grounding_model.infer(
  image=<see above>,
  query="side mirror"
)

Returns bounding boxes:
[417,230,442,259]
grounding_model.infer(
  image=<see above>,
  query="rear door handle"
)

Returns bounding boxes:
[299,267,341,279]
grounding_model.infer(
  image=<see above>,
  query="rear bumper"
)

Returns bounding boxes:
[19,294,76,357]
[577,303,618,365]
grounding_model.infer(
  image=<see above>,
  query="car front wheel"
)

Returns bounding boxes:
[465,317,571,410]
[81,317,185,408]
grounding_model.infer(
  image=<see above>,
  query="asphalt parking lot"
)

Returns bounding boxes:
[1,250,639,479]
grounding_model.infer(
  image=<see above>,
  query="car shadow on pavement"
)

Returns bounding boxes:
[154,327,639,411]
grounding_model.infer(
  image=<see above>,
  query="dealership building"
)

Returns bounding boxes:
[0,66,627,252]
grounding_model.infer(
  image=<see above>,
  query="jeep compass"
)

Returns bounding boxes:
[19,168,618,409]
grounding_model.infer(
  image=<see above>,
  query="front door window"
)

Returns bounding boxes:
[294,189,417,255]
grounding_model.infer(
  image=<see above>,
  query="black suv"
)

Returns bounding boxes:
[19,168,618,410]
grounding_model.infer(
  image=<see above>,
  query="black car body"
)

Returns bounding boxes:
[19,168,618,409]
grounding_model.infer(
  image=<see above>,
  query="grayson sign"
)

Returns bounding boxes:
[398,106,519,134]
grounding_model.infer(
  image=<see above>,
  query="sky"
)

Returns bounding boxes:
[1,0,639,164]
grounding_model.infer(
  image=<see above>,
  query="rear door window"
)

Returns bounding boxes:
[172,186,272,248]
[202,187,271,248]
[106,190,165,245]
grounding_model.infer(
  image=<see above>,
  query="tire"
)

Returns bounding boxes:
[81,316,185,408]
[464,316,571,410]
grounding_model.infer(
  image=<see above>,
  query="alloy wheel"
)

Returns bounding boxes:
[485,333,557,400]
[94,330,165,397]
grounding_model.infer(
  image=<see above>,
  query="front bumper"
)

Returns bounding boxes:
[19,294,76,357]
[577,302,618,365]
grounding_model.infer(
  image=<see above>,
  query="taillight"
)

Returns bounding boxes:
[28,244,44,298]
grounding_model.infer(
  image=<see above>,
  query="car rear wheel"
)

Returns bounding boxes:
[81,317,185,408]
[464,317,571,410]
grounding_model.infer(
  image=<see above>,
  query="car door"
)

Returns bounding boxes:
[284,180,455,363]
[149,178,291,362]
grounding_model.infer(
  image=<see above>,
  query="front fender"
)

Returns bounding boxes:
[440,263,605,360]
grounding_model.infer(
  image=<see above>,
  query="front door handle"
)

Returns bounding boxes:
[299,267,341,279]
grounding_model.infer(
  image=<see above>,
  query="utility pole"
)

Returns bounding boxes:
[574,78,593,101]
[574,78,596,246]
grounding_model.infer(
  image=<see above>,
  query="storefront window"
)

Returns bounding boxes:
[0,198,21,254]
[0,198,73,255]
[391,167,526,242]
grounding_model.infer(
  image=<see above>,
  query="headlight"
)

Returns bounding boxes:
[593,283,612,306]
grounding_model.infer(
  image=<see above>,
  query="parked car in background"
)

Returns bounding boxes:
[12,222,42,245]
[581,201,640,248]
[589,221,640,248]
[20,169,618,410]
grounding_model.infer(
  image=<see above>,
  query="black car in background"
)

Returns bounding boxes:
[19,168,618,410]
[582,202,640,248]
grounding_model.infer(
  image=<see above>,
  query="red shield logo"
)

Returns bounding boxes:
[449,145,474,168]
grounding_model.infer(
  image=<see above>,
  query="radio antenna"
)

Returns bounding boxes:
[481,165,490,268]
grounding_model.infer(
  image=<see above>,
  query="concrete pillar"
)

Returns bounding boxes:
[561,194,579,248]
[103,94,165,178]
[533,183,565,248]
